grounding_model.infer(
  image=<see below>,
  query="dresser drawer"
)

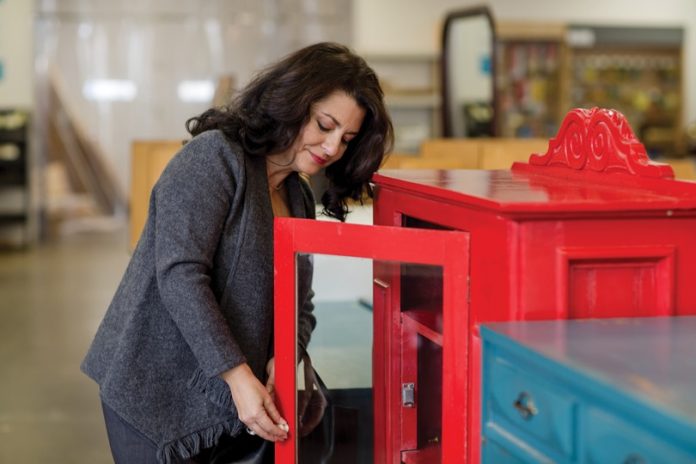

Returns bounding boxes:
[487,356,577,460]
[584,407,695,464]
[482,438,531,464]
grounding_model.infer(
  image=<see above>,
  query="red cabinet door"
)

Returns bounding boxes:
[273,217,470,464]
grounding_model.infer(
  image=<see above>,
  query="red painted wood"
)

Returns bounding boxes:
[528,107,674,178]
[557,245,675,318]
[372,265,395,464]
[403,308,443,346]
[273,218,297,464]
[401,444,440,463]
[400,312,418,455]
[372,168,696,215]
[372,108,696,463]
[273,218,470,464]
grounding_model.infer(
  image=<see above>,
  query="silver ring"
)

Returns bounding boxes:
[245,427,256,436]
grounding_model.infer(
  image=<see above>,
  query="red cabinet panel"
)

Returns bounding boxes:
[559,245,675,317]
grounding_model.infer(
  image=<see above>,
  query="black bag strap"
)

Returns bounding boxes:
[297,352,329,437]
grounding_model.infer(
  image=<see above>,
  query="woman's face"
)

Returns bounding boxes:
[286,91,366,176]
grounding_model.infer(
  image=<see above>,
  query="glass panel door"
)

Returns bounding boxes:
[274,218,470,464]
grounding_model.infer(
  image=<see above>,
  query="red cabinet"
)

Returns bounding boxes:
[371,108,696,463]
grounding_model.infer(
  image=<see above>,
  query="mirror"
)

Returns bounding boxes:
[441,6,497,137]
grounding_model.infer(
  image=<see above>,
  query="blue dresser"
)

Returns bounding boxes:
[480,317,696,463]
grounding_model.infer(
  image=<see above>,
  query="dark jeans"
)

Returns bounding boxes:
[101,400,213,464]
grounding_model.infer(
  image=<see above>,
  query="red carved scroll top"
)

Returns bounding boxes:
[528,107,674,179]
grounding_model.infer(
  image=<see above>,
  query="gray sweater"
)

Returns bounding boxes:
[81,130,316,463]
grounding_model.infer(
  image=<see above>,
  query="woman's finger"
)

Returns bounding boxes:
[263,395,286,429]
[253,410,287,441]
[266,377,276,399]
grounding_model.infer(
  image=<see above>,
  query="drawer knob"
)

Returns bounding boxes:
[513,392,538,420]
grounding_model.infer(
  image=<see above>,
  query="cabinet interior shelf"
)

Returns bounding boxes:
[401,443,441,463]
[402,307,443,345]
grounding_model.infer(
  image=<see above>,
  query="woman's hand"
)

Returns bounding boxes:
[265,358,276,400]
[221,363,288,442]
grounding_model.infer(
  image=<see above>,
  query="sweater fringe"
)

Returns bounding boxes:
[155,369,241,463]
[157,419,243,464]
[188,367,234,410]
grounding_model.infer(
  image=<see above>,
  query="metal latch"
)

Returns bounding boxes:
[402,383,415,407]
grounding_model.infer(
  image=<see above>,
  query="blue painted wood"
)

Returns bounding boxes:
[481,316,696,464]
[483,438,534,464]
[487,356,575,461]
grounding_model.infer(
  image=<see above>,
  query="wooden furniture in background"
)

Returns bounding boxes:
[662,157,696,181]
[129,140,181,249]
[391,153,479,170]
[420,138,481,160]
[478,138,550,169]
[382,138,549,170]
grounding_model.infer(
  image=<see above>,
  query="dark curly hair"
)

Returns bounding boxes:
[186,42,394,222]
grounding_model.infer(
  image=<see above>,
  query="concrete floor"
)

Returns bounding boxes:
[0,227,373,463]
[0,229,130,462]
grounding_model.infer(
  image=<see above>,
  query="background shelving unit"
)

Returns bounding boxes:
[0,109,31,248]
[363,23,685,158]
[567,25,684,157]
[493,22,685,158]
[365,53,441,153]
[495,21,571,139]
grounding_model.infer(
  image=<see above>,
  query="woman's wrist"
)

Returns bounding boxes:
[220,362,251,387]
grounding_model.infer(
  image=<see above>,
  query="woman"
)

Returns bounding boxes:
[81,42,393,463]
